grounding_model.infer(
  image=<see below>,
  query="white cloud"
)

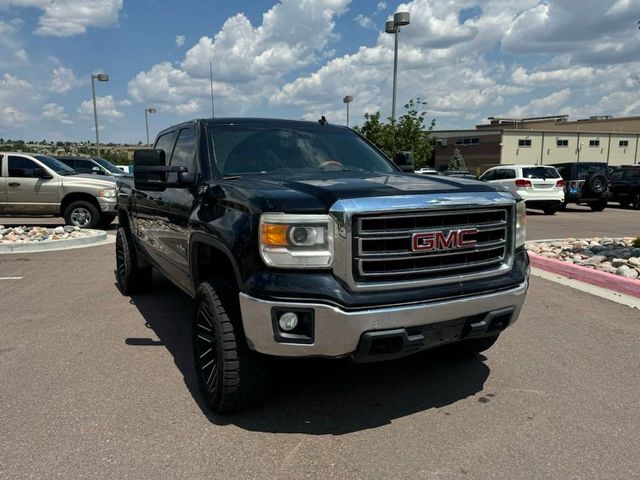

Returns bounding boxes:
[0,73,33,128]
[128,0,351,116]
[376,2,387,12]
[504,89,573,118]
[355,14,376,30]
[0,0,123,36]
[41,103,73,124]
[77,95,124,119]
[175,34,186,47]
[50,66,83,94]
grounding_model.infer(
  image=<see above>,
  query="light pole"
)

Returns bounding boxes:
[385,11,410,123]
[91,73,109,157]
[144,108,156,146]
[343,95,353,127]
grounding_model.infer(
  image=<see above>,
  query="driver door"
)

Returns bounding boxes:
[5,155,60,215]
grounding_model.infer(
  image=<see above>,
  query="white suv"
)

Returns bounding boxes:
[479,165,565,215]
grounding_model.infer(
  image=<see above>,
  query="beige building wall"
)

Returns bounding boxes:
[500,131,639,166]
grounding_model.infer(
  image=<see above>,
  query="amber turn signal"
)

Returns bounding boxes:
[261,224,289,247]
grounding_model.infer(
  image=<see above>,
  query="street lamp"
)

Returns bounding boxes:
[385,11,410,123]
[144,108,157,146]
[343,95,353,127]
[91,73,109,158]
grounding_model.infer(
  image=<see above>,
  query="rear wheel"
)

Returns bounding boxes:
[193,281,271,413]
[588,199,607,212]
[632,192,640,210]
[64,200,99,229]
[445,335,500,357]
[543,206,557,215]
[115,227,152,294]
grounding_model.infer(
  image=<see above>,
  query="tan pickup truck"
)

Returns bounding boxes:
[0,152,118,228]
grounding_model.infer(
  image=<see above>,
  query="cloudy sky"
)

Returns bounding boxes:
[1,0,640,143]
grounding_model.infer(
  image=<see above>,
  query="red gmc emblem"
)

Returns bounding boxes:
[412,228,479,252]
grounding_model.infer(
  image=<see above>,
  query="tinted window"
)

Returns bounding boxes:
[480,169,495,181]
[154,131,177,159]
[171,128,197,172]
[210,125,396,176]
[624,169,640,179]
[609,170,624,180]
[523,167,560,179]
[553,165,569,180]
[94,157,125,174]
[33,155,75,175]
[57,158,75,168]
[75,159,96,173]
[576,164,607,180]
[8,156,39,177]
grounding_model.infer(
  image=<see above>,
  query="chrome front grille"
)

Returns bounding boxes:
[352,208,511,281]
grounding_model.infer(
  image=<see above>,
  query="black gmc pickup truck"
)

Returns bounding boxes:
[116,118,530,413]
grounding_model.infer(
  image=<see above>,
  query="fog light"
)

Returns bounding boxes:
[278,312,299,331]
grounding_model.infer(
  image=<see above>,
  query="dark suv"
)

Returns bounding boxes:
[550,162,609,211]
[55,156,129,178]
[608,166,640,209]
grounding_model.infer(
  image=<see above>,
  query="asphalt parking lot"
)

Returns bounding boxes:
[1,208,639,479]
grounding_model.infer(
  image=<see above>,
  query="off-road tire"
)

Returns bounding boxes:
[586,173,607,195]
[115,227,152,294]
[64,200,100,229]
[193,282,271,413]
[632,192,640,210]
[445,335,500,357]
[543,206,557,215]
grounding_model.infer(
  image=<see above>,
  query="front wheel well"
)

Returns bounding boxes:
[192,242,239,291]
[60,192,101,216]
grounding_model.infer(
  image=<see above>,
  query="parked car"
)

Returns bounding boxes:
[0,152,118,228]
[608,166,640,209]
[115,117,529,413]
[549,162,609,211]
[414,167,439,175]
[55,156,130,178]
[479,165,565,215]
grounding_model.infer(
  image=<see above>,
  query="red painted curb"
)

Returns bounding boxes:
[528,252,640,299]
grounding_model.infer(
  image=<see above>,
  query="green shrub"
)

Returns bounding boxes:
[633,237,640,248]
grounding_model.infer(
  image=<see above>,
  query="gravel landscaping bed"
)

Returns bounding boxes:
[526,237,640,280]
[0,225,100,243]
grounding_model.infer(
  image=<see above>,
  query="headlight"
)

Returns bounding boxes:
[515,200,527,248]
[260,213,334,268]
[98,189,117,198]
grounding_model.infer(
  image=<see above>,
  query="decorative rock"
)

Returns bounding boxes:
[585,255,607,265]
[611,258,627,268]
[631,248,640,258]
[617,266,639,279]
[629,257,640,267]
[53,226,65,234]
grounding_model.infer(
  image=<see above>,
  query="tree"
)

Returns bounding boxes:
[448,148,467,171]
[353,97,436,169]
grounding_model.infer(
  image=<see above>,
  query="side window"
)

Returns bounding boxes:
[504,169,516,179]
[154,131,178,160]
[75,160,94,173]
[8,156,39,178]
[170,128,197,173]
[480,169,495,181]
[609,170,624,180]
[58,158,75,169]
[493,169,507,180]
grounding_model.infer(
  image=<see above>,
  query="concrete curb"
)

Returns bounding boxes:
[528,251,640,299]
[0,230,111,254]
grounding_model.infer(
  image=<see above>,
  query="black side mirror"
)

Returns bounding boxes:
[133,149,191,191]
[34,167,53,179]
[394,151,414,173]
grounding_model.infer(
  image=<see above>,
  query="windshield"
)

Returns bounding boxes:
[34,155,77,175]
[94,157,125,174]
[209,124,396,176]
[522,167,560,179]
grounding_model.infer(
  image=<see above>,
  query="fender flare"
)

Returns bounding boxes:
[189,232,242,292]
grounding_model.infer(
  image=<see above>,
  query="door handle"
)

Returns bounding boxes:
[8,182,20,187]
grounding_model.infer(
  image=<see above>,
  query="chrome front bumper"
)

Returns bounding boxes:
[99,198,117,212]
[239,280,528,358]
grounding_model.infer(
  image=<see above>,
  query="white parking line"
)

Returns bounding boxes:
[0,277,23,280]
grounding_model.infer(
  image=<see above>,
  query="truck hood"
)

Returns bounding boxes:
[60,174,118,189]
[221,171,506,212]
